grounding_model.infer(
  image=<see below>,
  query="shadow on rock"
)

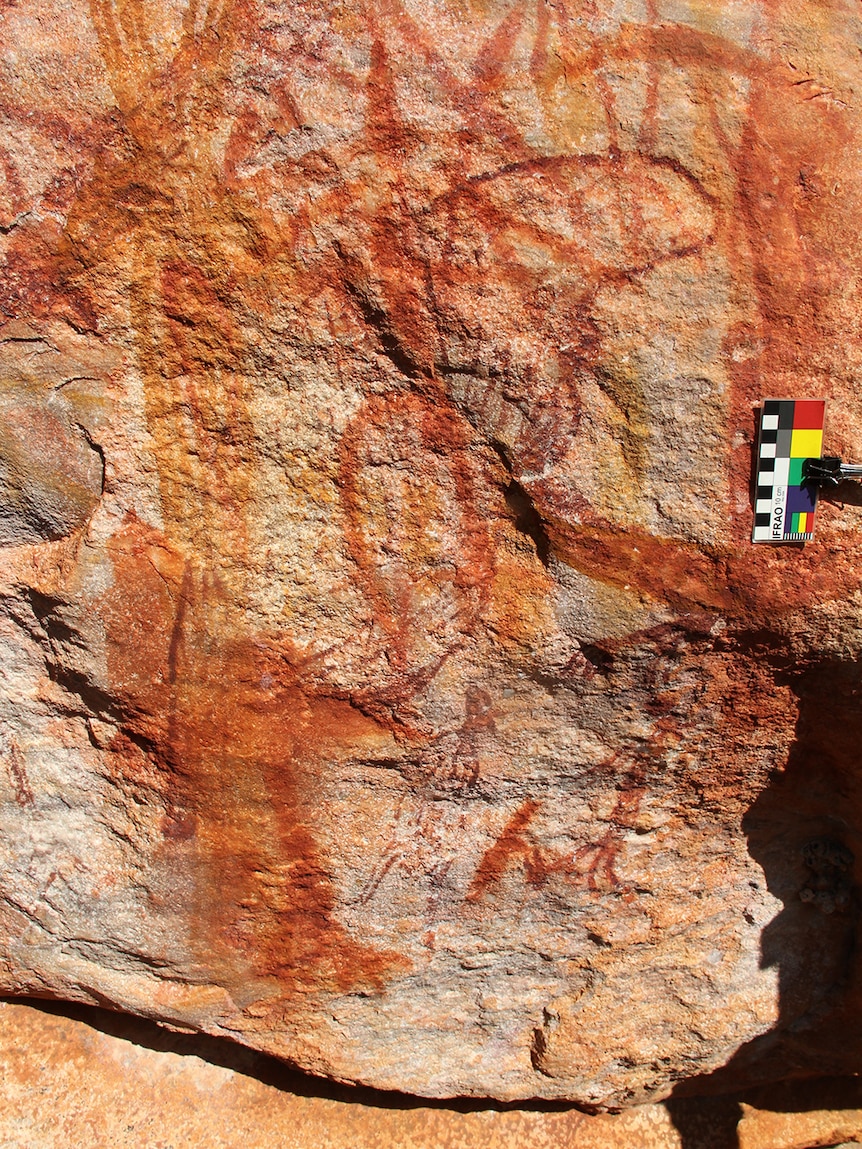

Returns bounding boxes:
[664,1095,743,1149]
[0,995,575,1114]
[669,649,862,1146]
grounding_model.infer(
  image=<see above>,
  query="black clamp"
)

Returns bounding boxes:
[803,457,862,488]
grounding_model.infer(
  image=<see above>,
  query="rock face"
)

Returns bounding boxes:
[0,998,714,1149]
[7,998,862,1149]
[2,0,862,1108]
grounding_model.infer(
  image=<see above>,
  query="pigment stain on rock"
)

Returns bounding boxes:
[2,0,862,1111]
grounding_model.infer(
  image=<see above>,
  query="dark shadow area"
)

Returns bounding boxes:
[0,994,577,1114]
[820,479,862,508]
[668,647,862,1147]
[663,1096,743,1149]
[747,404,761,512]
[504,478,552,566]
[742,1074,862,1114]
[667,1077,862,1149]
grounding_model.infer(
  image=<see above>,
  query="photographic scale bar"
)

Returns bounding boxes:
[752,399,825,543]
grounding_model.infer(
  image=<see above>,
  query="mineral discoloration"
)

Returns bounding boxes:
[2,0,862,1107]
[0,323,108,544]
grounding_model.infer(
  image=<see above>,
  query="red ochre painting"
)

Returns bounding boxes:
[5,0,862,1113]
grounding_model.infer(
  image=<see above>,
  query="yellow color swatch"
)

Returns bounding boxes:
[790,428,823,458]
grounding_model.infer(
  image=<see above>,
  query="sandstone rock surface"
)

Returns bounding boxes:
[0,998,705,1149]
[3,0,862,1108]
[5,998,862,1149]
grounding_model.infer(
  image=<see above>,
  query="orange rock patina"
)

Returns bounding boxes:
[2,0,862,1108]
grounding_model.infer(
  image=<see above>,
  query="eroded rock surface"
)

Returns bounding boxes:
[6,997,861,1149]
[2,0,862,1107]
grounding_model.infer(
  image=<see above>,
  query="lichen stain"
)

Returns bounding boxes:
[541,511,862,628]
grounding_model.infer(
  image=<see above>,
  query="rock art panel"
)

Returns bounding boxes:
[2,0,862,1109]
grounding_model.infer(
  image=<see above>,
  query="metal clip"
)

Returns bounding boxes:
[803,457,862,488]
